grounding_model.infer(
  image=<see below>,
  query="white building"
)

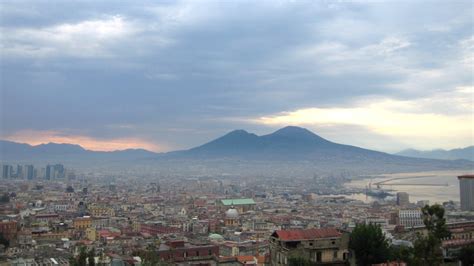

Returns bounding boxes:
[398,209,423,228]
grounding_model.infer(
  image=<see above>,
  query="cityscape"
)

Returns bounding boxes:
[1,0,473,266]
[0,159,472,265]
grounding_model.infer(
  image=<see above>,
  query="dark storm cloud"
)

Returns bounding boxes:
[1,0,472,151]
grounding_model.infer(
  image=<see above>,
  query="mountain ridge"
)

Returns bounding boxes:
[1,127,473,176]
[0,140,157,161]
[396,146,474,161]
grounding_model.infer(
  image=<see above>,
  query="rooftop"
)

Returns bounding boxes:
[272,228,342,241]
[221,198,255,206]
[458,174,474,179]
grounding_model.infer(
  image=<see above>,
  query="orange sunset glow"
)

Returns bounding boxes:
[3,130,165,152]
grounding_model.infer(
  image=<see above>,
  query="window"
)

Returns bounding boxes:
[333,251,338,259]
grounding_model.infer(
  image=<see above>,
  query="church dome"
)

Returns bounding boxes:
[209,233,224,241]
[225,208,239,219]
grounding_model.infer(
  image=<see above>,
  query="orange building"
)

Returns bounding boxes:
[73,216,92,230]
[0,220,17,241]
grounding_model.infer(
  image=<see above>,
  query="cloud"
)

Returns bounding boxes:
[2,130,166,152]
[251,86,474,150]
[0,0,472,152]
[460,35,474,67]
[1,15,141,58]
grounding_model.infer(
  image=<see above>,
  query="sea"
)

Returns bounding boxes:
[341,170,473,204]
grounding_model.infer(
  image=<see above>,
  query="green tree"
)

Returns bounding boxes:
[413,204,451,266]
[88,248,96,266]
[70,246,88,266]
[389,245,414,264]
[413,233,443,266]
[458,244,474,266]
[349,223,390,266]
[421,204,450,239]
[132,244,170,266]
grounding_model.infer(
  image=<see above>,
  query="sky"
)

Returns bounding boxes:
[0,0,473,153]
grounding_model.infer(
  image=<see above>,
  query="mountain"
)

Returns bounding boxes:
[161,126,473,176]
[176,126,372,159]
[396,146,474,161]
[0,140,157,162]
[1,127,473,177]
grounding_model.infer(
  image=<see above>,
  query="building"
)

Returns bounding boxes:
[225,207,240,227]
[140,224,181,235]
[157,240,219,265]
[219,198,256,213]
[269,228,349,266]
[2,165,12,179]
[85,227,97,241]
[0,220,17,241]
[89,205,115,217]
[396,192,409,206]
[220,241,268,257]
[365,217,388,228]
[73,216,92,230]
[54,164,65,178]
[45,164,65,179]
[15,165,23,178]
[398,209,424,228]
[441,221,474,259]
[25,165,35,180]
[35,213,60,224]
[458,175,474,211]
[45,164,53,179]
[416,200,429,207]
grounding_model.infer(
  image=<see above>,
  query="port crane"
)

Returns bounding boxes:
[372,175,448,188]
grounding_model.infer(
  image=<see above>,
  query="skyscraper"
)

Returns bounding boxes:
[397,192,410,206]
[25,165,35,180]
[45,165,53,180]
[16,165,23,179]
[458,175,474,211]
[2,165,12,179]
[54,164,65,178]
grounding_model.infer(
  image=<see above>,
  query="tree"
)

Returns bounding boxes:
[421,204,450,239]
[458,244,474,266]
[88,248,96,266]
[78,247,88,266]
[389,245,414,264]
[70,246,88,266]
[413,204,451,266]
[413,233,443,266]
[132,244,170,266]
[349,223,390,266]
